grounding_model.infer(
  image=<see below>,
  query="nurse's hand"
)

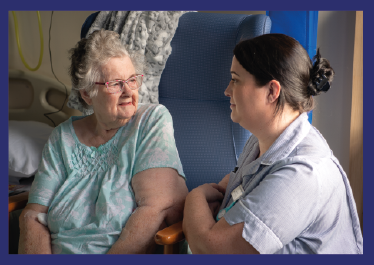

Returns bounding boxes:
[193,183,224,203]
[207,183,225,217]
[210,183,226,194]
[218,173,230,191]
[208,200,221,217]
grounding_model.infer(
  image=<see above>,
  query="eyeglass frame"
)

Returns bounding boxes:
[95,74,144,94]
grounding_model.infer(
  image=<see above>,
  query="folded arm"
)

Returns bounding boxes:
[183,182,259,254]
[107,167,188,254]
[18,203,52,254]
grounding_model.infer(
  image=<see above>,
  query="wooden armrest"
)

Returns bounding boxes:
[9,191,29,213]
[155,220,184,245]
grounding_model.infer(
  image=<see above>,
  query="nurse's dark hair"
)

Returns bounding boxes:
[233,33,334,116]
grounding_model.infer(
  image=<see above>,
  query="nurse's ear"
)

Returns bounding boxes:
[267,80,281,104]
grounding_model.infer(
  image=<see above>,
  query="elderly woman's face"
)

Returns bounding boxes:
[91,56,139,126]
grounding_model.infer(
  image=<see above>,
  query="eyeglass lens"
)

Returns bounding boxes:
[107,76,142,93]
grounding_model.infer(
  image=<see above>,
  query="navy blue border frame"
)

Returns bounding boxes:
[3,1,371,264]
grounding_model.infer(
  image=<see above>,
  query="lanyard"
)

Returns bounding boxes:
[216,184,244,221]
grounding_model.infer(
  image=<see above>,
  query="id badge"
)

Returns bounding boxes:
[216,184,244,221]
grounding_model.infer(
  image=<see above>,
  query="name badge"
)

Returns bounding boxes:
[231,185,244,202]
[215,185,244,222]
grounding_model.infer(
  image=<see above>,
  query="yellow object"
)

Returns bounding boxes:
[11,11,44,71]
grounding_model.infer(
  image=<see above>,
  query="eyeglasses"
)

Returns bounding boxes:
[95,75,143,94]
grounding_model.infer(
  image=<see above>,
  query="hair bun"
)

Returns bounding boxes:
[308,48,335,96]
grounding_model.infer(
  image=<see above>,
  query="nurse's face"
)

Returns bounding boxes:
[224,56,269,132]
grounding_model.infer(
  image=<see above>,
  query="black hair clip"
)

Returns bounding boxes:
[314,74,331,92]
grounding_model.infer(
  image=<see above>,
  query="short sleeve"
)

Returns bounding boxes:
[28,128,68,207]
[223,161,319,254]
[133,105,185,179]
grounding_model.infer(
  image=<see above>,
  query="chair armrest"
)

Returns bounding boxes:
[154,220,184,245]
[9,191,29,213]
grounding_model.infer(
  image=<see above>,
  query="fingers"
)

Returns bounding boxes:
[206,185,224,201]
[208,201,221,217]
[191,183,225,202]
[209,183,226,194]
[195,184,223,201]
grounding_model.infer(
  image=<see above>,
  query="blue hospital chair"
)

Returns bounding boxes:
[82,12,270,192]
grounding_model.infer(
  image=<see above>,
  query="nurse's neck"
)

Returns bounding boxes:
[256,107,300,158]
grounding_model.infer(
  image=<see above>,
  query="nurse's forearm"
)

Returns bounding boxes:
[18,209,52,254]
[107,206,168,254]
[183,190,217,254]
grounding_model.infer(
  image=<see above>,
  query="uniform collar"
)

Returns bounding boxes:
[245,112,310,174]
[260,112,310,165]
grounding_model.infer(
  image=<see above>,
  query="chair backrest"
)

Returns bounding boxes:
[81,12,271,191]
[267,11,319,123]
[159,12,271,190]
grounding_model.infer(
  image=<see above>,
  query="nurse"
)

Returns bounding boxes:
[182,33,363,254]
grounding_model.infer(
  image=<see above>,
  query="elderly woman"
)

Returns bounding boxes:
[183,34,363,254]
[18,29,188,254]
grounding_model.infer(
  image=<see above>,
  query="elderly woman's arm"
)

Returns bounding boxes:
[18,203,52,254]
[107,167,188,254]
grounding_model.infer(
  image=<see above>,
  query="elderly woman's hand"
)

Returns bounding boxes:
[18,204,52,254]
